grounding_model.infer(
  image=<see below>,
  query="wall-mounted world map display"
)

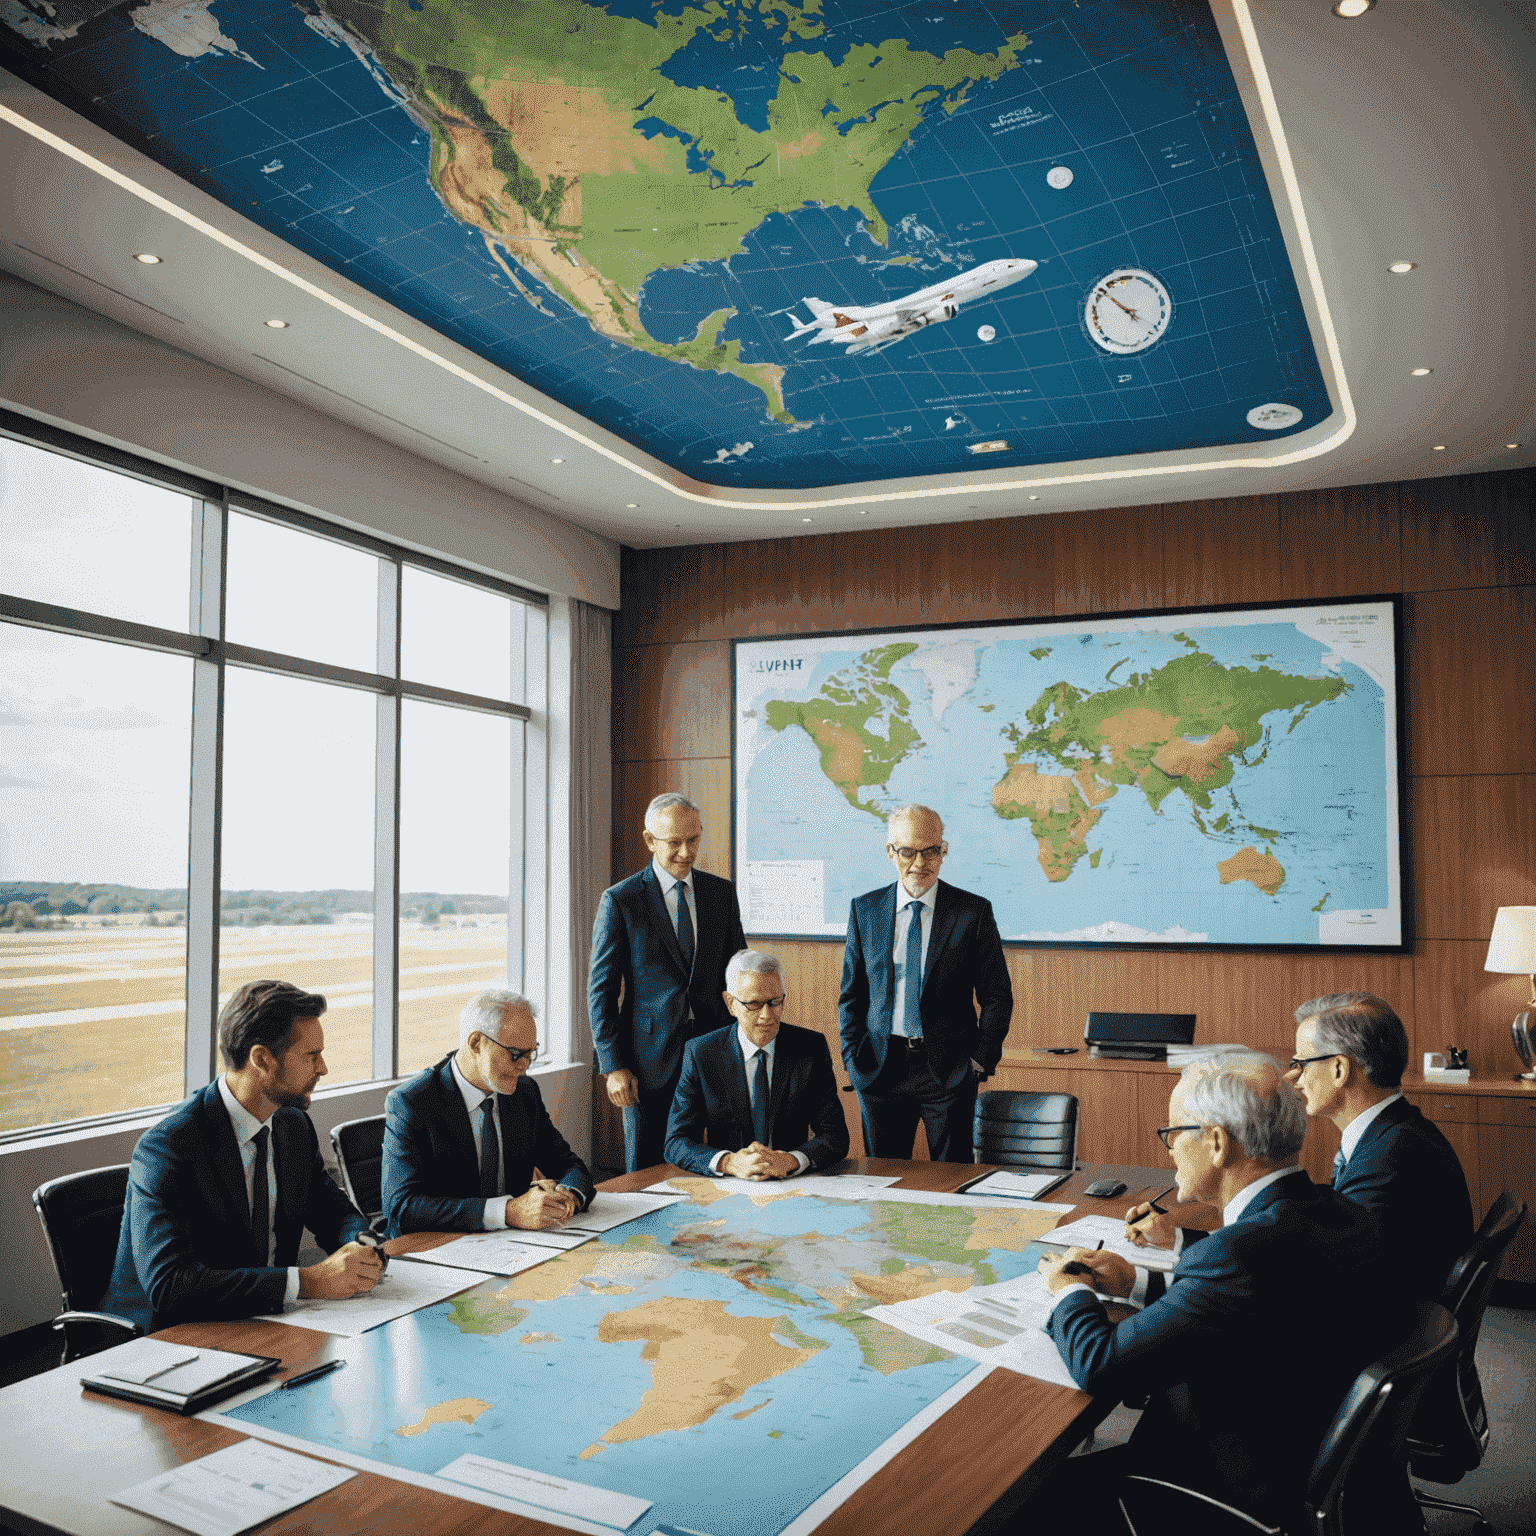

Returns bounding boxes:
[734,599,1403,949]
[1,0,1333,489]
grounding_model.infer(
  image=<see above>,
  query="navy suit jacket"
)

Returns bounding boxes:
[1048,1172,1399,1525]
[382,1055,595,1236]
[102,1082,366,1333]
[588,864,746,1091]
[664,1023,850,1174]
[837,880,1012,1090]
[1336,1095,1473,1300]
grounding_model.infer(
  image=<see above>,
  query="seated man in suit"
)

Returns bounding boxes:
[665,949,849,1179]
[1035,1052,1401,1530]
[383,989,595,1235]
[104,980,379,1333]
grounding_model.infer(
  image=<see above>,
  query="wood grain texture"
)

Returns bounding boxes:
[1410,776,1536,942]
[1411,938,1536,1077]
[612,758,732,881]
[612,640,730,763]
[1399,468,1536,592]
[1074,1071,1140,1163]
[1276,483,1403,600]
[1405,585,1536,777]
[1004,948,1153,1049]
[721,532,836,635]
[1162,493,1283,610]
[616,544,727,646]
[1051,503,1163,617]
[1477,1123,1536,1280]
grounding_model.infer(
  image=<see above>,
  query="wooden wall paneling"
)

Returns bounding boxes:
[1162,494,1283,610]
[612,641,731,764]
[827,524,931,633]
[617,544,728,647]
[1276,484,1403,601]
[1429,1119,1483,1236]
[1399,469,1536,592]
[613,758,733,881]
[1410,775,1536,942]
[1004,947,1156,1049]
[1477,1123,1536,1279]
[1251,952,1415,1048]
[1405,585,1536,777]
[1411,938,1534,1078]
[720,533,836,635]
[910,512,1057,627]
[1154,951,1311,1056]
[1074,1070,1142,1163]
[1052,504,1163,617]
[1298,1112,1343,1187]
[1135,1072,1177,1169]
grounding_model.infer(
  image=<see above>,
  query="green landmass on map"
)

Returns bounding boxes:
[991,650,1349,885]
[317,0,1029,423]
[765,643,924,816]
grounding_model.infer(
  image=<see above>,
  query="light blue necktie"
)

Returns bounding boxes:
[901,899,924,1039]
[1332,1148,1346,1184]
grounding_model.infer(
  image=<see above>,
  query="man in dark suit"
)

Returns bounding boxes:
[665,949,849,1178]
[383,989,594,1235]
[1286,991,1474,1299]
[837,804,1011,1161]
[589,791,747,1172]
[103,980,378,1334]
[1037,1053,1401,1529]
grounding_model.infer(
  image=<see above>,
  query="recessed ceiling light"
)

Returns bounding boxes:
[1411,367,1432,376]
[1507,443,1521,450]
[1333,0,1373,16]
[1028,495,1039,501]
[1432,444,1446,451]
[625,502,638,508]
[1388,261,1416,274]
[264,319,289,329]
[801,517,813,523]
[859,509,869,515]
[549,457,564,464]
[133,252,161,265]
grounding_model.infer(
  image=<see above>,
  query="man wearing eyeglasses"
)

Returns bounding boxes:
[383,989,594,1236]
[838,804,1012,1161]
[664,950,849,1179]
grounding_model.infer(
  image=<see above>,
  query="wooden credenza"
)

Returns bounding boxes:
[992,1053,1536,1281]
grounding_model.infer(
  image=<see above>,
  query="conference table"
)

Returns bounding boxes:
[0,1159,1214,1536]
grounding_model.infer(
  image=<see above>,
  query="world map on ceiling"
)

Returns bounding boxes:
[2,0,1332,491]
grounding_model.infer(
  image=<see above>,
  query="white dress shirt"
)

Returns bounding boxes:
[708,1026,811,1176]
[1339,1091,1403,1163]
[450,1053,512,1230]
[217,1076,300,1306]
[889,880,937,1038]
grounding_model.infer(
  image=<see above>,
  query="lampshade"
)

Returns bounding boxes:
[1485,906,1536,973]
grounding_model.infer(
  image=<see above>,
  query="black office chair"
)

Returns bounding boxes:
[1115,1301,1459,1536]
[1407,1189,1528,1531]
[973,1091,1078,1170]
[31,1164,142,1365]
[330,1115,386,1221]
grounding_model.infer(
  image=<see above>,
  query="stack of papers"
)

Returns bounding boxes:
[255,1260,487,1336]
[398,1232,570,1277]
[1037,1213,1178,1271]
[960,1169,1072,1201]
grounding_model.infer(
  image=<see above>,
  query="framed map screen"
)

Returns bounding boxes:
[732,598,1404,951]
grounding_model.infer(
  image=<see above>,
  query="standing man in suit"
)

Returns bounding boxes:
[1035,1053,1400,1529]
[383,989,594,1235]
[1286,991,1473,1299]
[838,804,1011,1161]
[665,949,850,1178]
[589,791,747,1172]
[103,980,379,1334]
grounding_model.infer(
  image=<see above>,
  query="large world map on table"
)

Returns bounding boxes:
[214,1181,1054,1536]
[0,0,1331,489]
[734,599,1402,948]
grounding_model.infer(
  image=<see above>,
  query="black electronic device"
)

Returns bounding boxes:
[1083,1178,1127,1199]
[1084,1011,1197,1061]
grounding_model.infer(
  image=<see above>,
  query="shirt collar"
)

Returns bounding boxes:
[1223,1164,1302,1225]
[1340,1091,1403,1161]
[736,1025,776,1063]
[217,1074,272,1145]
[450,1051,494,1116]
[653,858,694,895]
[894,880,939,913]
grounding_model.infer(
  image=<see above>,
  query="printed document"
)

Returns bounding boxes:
[255,1261,486,1336]
[395,1232,562,1277]
[1039,1213,1178,1271]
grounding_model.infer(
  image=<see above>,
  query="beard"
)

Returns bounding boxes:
[269,1076,317,1109]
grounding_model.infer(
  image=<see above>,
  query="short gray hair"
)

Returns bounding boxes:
[886,803,944,839]
[645,792,699,830]
[460,988,536,1047]
[1294,992,1408,1089]
[1180,1051,1306,1163]
[725,948,782,993]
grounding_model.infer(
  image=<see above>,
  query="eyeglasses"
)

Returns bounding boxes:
[1287,1053,1339,1074]
[729,994,785,1014]
[482,1036,540,1066]
[889,844,946,862]
[1156,1124,1202,1150]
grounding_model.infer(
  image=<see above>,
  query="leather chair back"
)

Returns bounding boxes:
[972,1091,1077,1170]
[32,1164,130,1316]
[331,1115,386,1219]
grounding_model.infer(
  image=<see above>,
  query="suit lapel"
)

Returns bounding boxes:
[1353,1095,1413,1160]
[767,1028,798,1134]
[871,885,899,1000]
[642,865,688,975]
[201,1084,261,1259]
[726,1032,754,1134]
[436,1056,480,1173]
[922,881,958,995]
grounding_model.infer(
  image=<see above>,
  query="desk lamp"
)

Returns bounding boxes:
[1484,906,1536,1080]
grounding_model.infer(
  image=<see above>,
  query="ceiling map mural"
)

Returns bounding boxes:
[1,0,1332,491]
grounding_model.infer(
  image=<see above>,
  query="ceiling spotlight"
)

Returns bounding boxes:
[1411,367,1432,376]
[1432,444,1446,451]
[1388,261,1416,274]
[625,502,638,508]
[133,253,162,265]
[1332,0,1373,15]
[264,319,289,329]
[1028,494,1039,501]
[549,457,564,464]
[859,509,869,515]
[801,517,813,523]
[1507,443,1521,450]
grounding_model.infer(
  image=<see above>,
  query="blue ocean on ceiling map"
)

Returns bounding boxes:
[1,0,1332,489]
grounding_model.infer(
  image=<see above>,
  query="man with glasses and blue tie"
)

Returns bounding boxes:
[664,949,849,1179]
[838,804,1011,1161]
[383,989,594,1235]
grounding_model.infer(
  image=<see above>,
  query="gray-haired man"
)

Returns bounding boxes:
[589,792,747,1171]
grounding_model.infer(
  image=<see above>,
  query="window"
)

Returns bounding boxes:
[0,423,546,1136]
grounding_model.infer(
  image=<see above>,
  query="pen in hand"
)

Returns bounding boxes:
[1060,1239,1105,1277]
[1145,1184,1179,1215]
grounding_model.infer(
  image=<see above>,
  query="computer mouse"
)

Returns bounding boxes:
[1084,1179,1127,1199]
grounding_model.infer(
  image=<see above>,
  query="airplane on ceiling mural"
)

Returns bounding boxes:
[786,259,1040,357]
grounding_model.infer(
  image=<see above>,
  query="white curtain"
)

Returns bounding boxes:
[567,598,612,1067]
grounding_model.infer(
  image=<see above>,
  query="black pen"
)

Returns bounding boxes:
[1145,1184,1179,1215]
[1060,1239,1105,1277]
[281,1359,345,1390]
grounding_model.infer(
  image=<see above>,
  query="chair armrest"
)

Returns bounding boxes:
[51,1311,142,1337]
[1119,1476,1286,1535]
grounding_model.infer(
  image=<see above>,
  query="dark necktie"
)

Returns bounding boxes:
[901,899,924,1038]
[675,881,695,973]
[250,1125,270,1264]
[752,1049,771,1144]
[479,1097,500,1197]
[1332,1147,1346,1184]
